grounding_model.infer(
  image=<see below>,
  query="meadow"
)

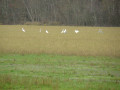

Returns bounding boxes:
[0,25,120,56]
[0,54,120,90]
[0,25,120,89]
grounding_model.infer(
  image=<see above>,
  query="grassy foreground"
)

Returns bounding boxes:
[0,25,120,56]
[0,54,120,90]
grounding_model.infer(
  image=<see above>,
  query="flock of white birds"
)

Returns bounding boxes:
[21,28,103,33]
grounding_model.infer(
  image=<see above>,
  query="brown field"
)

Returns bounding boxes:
[0,25,120,56]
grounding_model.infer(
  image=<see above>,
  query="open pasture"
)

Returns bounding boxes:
[0,25,120,56]
[0,54,120,89]
[0,25,120,89]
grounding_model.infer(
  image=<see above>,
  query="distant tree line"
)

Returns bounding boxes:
[0,0,120,26]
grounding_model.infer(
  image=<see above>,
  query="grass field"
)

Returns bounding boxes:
[0,25,120,89]
[0,54,120,90]
[0,25,120,56]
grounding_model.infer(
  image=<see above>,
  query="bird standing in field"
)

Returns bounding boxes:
[75,30,79,33]
[22,28,25,32]
[64,29,67,33]
[40,28,41,32]
[61,29,67,34]
[61,29,64,33]
[46,30,48,33]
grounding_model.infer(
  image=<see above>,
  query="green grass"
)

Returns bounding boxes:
[0,54,120,89]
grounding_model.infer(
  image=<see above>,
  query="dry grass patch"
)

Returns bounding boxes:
[0,25,120,56]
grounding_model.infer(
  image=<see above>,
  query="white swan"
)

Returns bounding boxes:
[75,30,79,33]
[22,28,25,32]
[46,30,48,33]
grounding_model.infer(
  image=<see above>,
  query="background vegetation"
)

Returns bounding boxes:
[0,0,120,26]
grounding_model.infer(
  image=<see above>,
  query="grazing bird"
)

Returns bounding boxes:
[46,30,48,33]
[98,29,103,33]
[22,28,25,32]
[75,30,79,33]
[40,28,41,32]
[61,29,64,33]
[61,29,67,34]
[64,29,67,33]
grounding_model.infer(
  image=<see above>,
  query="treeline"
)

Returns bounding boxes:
[0,0,120,26]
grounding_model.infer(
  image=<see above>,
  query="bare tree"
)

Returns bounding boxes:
[0,0,119,26]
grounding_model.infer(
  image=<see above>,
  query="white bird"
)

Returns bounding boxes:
[40,28,41,32]
[75,30,79,33]
[22,28,25,32]
[61,29,64,33]
[46,30,48,33]
[64,29,67,33]
[61,29,67,34]
[98,29,103,33]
